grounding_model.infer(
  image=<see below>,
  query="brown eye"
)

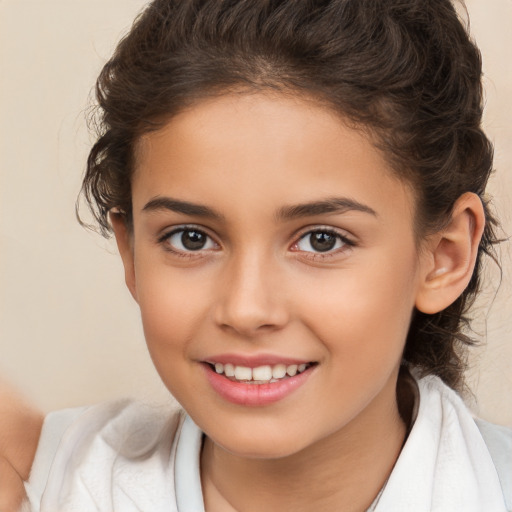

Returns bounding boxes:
[295,230,346,253]
[181,230,207,250]
[309,232,337,252]
[164,228,217,252]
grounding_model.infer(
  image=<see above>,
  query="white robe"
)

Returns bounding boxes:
[25,374,511,511]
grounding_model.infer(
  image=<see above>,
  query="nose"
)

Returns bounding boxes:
[213,250,289,338]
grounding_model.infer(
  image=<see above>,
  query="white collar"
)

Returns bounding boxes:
[173,374,507,512]
[175,413,206,512]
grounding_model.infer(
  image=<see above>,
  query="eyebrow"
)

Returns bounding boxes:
[142,197,224,220]
[277,197,377,220]
[142,196,377,221]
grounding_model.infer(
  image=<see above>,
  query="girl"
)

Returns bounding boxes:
[9,0,512,510]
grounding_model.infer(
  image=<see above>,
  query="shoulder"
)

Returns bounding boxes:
[413,372,512,510]
[474,418,512,511]
[475,417,512,462]
[26,400,183,512]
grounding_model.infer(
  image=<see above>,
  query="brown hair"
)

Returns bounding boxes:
[80,0,500,391]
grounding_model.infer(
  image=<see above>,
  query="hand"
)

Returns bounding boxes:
[0,379,43,511]
[0,457,28,512]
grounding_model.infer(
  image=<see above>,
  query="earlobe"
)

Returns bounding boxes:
[415,192,485,315]
[110,212,138,302]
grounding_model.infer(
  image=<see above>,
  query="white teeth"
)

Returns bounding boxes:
[252,365,273,381]
[224,363,235,377]
[286,364,298,376]
[211,361,312,382]
[272,364,287,379]
[234,366,252,381]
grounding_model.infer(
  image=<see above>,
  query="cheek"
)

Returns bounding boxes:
[134,264,210,364]
[294,252,418,367]
[135,270,210,403]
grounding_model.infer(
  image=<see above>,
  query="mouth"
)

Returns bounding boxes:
[204,361,316,385]
[201,358,317,406]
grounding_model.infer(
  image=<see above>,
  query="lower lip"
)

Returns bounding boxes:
[202,364,315,406]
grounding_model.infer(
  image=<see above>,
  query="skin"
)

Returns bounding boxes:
[108,92,485,512]
[0,380,43,511]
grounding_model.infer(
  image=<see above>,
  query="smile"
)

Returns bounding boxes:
[202,360,317,406]
[207,362,313,384]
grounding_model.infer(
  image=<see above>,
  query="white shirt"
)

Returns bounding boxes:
[25,374,511,511]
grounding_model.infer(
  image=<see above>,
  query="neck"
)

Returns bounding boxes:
[201,372,409,512]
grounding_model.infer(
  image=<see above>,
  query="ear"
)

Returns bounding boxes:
[110,212,138,302]
[415,192,485,314]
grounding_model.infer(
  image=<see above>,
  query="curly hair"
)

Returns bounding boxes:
[80,0,500,391]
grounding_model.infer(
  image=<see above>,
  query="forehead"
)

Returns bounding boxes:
[132,93,415,225]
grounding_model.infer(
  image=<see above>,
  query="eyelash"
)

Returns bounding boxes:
[157,225,355,259]
[291,227,355,260]
[157,225,219,258]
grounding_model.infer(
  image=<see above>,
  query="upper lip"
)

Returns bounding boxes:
[203,353,314,368]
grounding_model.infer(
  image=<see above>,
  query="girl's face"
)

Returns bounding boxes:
[119,93,429,458]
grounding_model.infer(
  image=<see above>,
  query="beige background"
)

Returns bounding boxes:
[1,0,511,426]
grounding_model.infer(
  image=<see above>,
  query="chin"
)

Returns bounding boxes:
[205,421,317,460]
[218,438,302,460]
